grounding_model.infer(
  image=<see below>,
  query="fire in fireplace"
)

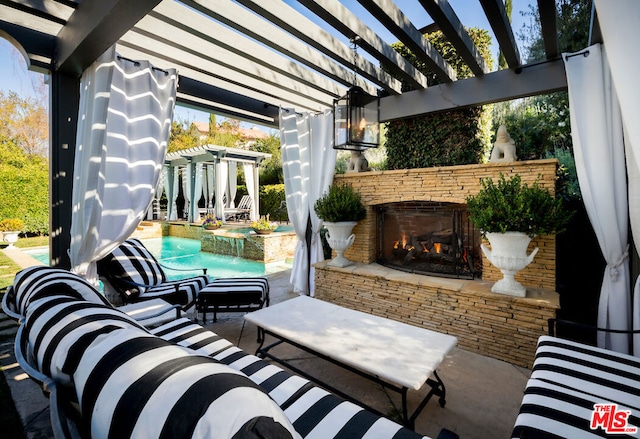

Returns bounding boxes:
[377,202,482,279]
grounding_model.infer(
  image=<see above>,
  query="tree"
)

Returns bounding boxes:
[251,133,283,184]
[492,0,591,167]
[168,119,200,153]
[0,90,48,156]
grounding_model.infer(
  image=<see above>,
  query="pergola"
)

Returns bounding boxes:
[0,0,594,268]
[163,145,271,222]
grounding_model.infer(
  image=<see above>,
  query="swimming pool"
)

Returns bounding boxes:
[23,237,290,280]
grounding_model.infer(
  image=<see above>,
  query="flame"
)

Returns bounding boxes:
[393,241,399,249]
[433,242,442,253]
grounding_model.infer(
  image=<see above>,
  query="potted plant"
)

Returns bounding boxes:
[202,214,223,230]
[0,218,25,248]
[466,173,570,297]
[314,183,367,267]
[251,215,279,234]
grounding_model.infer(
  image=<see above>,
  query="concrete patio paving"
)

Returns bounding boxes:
[1,268,531,439]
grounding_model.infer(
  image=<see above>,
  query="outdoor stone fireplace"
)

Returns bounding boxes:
[314,159,560,368]
[377,201,481,279]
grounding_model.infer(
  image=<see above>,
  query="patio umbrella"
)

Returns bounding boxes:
[69,45,177,284]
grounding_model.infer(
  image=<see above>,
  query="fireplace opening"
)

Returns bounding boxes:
[376,202,482,279]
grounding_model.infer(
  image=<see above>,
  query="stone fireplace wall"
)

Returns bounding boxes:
[314,160,561,367]
[333,159,559,290]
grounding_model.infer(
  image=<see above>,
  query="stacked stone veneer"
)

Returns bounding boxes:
[164,222,296,263]
[333,159,559,290]
[314,159,561,368]
[314,261,559,368]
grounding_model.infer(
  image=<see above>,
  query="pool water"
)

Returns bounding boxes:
[24,237,289,280]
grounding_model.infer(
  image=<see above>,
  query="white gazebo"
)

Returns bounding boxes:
[163,145,271,223]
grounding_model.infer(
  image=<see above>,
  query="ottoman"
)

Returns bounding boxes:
[195,277,269,324]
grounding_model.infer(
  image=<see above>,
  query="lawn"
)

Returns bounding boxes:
[0,236,48,291]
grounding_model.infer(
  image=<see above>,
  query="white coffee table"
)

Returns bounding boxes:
[244,295,457,428]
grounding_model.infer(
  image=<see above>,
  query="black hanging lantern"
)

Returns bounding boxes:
[334,86,380,151]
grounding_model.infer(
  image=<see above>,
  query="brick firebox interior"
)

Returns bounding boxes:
[314,159,560,368]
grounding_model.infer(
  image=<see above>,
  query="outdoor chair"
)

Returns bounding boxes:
[224,194,252,222]
[2,265,183,328]
[96,238,209,311]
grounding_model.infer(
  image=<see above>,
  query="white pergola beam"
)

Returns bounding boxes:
[132,14,338,107]
[180,0,380,96]
[236,0,402,95]
[116,42,328,112]
[150,2,345,99]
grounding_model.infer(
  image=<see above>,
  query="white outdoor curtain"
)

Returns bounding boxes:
[214,160,228,221]
[69,45,177,282]
[307,110,336,294]
[167,166,179,220]
[191,162,204,222]
[594,0,640,354]
[146,170,165,220]
[564,43,631,354]
[243,163,258,222]
[183,166,192,220]
[280,108,336,295]
[228,162,237,208]
[206,164,215,211]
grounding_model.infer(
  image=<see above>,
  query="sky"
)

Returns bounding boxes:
[0,0,532,131]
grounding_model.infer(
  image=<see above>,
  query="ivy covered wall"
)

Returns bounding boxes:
[385,28,494,170]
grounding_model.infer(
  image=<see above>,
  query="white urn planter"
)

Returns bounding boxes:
[323,221,357,268]
[2,231,20,248]
[481,232,539,297]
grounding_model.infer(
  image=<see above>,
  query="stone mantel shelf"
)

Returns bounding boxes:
[313,260,559,309]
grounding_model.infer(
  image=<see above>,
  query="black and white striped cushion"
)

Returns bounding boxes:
[24,290,145,385]
[97,238,208,306]
[12,266,111,317]
[511,378,640,438]
[73,326,300,439]
[97,238,166,297]
[151,319,429,439]
[143,277,208,308]
[531,336,640,411]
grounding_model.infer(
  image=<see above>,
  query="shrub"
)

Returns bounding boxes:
[0,218,25,231]
[314,184,366,222]
[466,173,570,237]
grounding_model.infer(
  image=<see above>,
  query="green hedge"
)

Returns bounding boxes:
[259,184,288,222]
[385,28,494,169]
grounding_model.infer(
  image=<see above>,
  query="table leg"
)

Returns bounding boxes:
[404,370,447,429]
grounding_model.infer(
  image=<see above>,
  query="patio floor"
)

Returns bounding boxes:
[1,268,531,439]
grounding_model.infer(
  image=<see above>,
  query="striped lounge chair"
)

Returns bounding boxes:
[12,270,436,439]
[2,266,182,327]
[511,335,640,438]
[97,238,209,310]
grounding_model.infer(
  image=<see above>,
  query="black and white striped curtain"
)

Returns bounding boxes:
[70,45,177,283]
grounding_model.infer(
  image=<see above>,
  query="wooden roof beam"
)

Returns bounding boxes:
[181,0,380,97]
[55,0,161,75]
[479,0,522,69]
[294,0,429,90]
[380,58,566,121]
[357,0,456,83]
[417,0,489,76]
[537,0,558,59]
